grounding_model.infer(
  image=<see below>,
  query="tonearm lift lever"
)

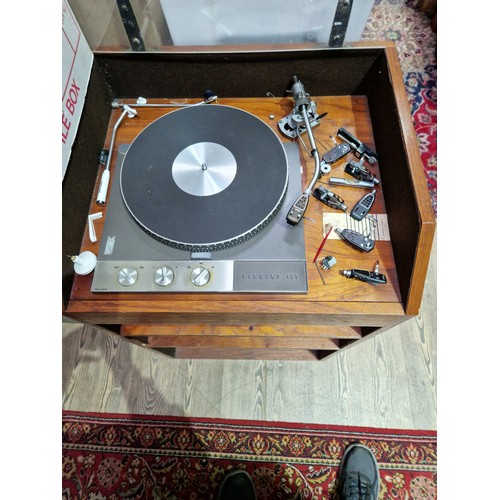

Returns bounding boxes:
[282,76,322,225]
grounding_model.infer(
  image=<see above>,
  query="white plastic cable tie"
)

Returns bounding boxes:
[88,212,103,243]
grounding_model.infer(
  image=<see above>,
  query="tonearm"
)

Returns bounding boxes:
[282,76,322,225]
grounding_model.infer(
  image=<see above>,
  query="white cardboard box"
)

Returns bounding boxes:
[62,0,93,180]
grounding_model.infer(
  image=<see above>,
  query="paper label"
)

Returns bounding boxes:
[104,236,115,255]
[322,213,391,241]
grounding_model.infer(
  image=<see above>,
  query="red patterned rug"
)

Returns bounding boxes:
[62,411,437,499]
[362,0,437,216]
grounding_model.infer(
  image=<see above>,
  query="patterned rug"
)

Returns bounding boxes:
[362,0,437,216]
[62,411,437,499]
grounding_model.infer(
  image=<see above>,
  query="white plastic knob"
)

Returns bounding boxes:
[72,251,97,275]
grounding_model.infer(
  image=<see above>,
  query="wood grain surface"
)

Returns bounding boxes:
[70,96,399,303]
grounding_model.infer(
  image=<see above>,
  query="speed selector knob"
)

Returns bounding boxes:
[155,266,174,286]
[118,267,138,286]
[191,267,211,287]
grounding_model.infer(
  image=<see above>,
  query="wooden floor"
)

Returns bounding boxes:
[62,234,436,430]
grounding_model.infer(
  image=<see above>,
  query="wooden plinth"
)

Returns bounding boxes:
[64,50,435,360]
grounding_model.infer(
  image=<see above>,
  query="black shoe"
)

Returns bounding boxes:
[338,443,380,500]
[217,470,257,500]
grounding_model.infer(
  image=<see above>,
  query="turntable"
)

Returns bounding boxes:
[90,103,308,293]
[63,47,436,360]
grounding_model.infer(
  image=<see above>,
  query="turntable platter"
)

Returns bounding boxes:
[120,105,289,251]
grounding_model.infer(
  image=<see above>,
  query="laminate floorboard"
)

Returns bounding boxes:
[62,235,436,430]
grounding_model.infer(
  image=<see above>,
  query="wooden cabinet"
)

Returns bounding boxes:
[62,42,435,360]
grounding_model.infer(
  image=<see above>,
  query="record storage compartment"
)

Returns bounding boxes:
[62,42,436,360]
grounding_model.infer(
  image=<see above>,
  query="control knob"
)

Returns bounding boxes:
[118,267,138,286]
[191,267,211,287]
[155,266,174,286]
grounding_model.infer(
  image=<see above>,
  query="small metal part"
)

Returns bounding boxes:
[286,192,309,226]
[329,177,375,189]
[279,76,322,139]
[344,158,380,185]
[350,189,377,221]
[155,266,174,287]
[321,255,336,270]
[269,114,275,120]
[278,109,321,139]
[118,267,138,286]
[340,260,387,286]
[191,267,211,287]
[337,127,378,164]
[335,227,375,252]
[190,252,212,261]
[322,142,351,164]
[313,185,347,211]
[320,162,332,175]
[98,149,109,166]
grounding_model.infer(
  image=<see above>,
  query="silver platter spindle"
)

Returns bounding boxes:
[172,141,237,197]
